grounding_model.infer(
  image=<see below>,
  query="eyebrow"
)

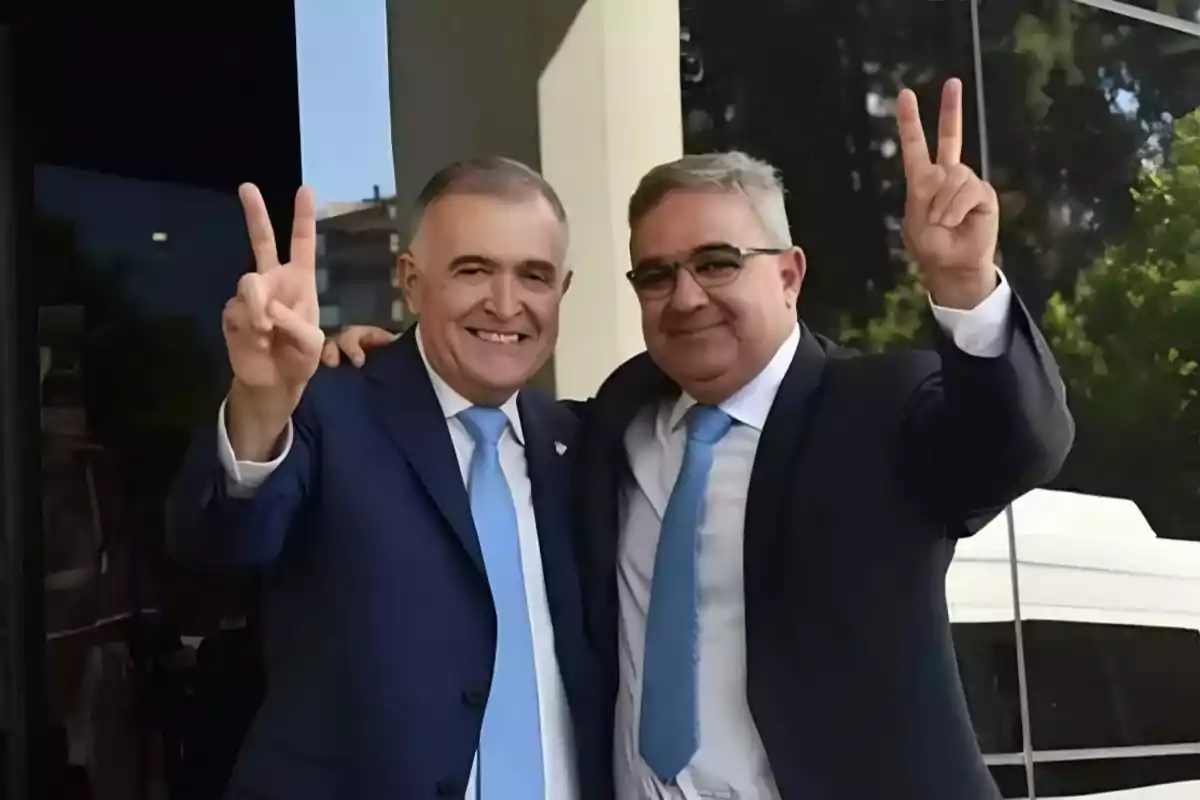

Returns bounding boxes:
[634,242,736,267]
[449,255,558,272]
[450,254,501,269]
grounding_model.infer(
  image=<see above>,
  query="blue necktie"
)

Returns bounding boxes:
[458,406,545,800]
[639,404,733,782]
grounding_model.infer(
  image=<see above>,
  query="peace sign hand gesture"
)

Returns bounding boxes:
[898,78,1000,310]
[221,184,325,460]
[222,184,325,392]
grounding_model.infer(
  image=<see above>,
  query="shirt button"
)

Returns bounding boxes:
[461,689,487,709]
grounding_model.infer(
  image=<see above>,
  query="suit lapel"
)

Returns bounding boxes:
[743,325,830,588]
[363,330,484,576]
[575,354,675,657]
[520,392,580,642]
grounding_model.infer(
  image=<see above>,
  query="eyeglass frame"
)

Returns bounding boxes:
[624,243,790,299]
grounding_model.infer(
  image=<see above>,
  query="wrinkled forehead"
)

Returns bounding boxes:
[413,192,567,268]
[629,187,772,261]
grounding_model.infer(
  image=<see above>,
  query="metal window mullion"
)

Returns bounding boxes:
[968,0,1035,794]
[1073,0,1200,38]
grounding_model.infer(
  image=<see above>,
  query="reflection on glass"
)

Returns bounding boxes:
[985,2,1200,796]
[685,0,1200,796]
[681,0,979,336]
[1088,0,1200,28]
[36,166,251,799]
[680,0,1029,793]
[851,0,1200,790]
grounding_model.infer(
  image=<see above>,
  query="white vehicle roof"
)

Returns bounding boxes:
[947,489,1200,631]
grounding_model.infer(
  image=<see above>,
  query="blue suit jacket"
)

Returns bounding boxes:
[166,330,613,800]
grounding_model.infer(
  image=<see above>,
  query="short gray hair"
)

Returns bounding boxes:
[409,156,569,247]
[628,151,793,247]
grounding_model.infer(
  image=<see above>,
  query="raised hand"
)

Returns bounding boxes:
[897,78,1000,310]
[223,184,325,392]
[221,184,325,459]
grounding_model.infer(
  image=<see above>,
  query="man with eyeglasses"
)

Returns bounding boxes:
[327,78,1073,799]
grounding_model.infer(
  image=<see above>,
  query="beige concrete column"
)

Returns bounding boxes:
[538,0,682,399]
[386,0,681,398]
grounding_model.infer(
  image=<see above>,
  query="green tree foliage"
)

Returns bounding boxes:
[682,0,1200,536]
[841,109,1200,540]
[1044,109,1200,538]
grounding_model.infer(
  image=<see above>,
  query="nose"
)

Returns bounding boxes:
[486,273,521,320]
[666,268,709,312]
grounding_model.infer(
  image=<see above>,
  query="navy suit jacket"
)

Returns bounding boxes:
[166,330,612,800]
[570,300,1074,800]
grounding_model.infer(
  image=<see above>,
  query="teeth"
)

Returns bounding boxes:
[474,330,521,344]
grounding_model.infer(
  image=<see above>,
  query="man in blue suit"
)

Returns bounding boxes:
[166,157,611,800]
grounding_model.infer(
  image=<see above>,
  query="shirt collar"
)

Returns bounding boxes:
[415,325,525,445]
[668,324,802,433]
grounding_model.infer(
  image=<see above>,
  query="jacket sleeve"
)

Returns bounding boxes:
[165,393,320,568]
[899,292,1075,536]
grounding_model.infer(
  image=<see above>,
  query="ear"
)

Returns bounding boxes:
[398,253,422,315]
[561,269,574,296]
[780,247,806,309]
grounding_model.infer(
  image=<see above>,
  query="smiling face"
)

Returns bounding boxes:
[402,191,571,405]
[630,188,805,403]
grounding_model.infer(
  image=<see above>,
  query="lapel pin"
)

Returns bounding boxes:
[555,441,567,455]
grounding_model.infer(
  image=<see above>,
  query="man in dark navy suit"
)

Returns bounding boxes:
[166,158,611,800]
[333,79,1074,800]
[569,80,1072,800]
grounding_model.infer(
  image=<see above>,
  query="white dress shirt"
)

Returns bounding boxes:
[216,328,578,800]
[615,279,1014,800]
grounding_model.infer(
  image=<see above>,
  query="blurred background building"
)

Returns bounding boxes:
[316,189,410,332]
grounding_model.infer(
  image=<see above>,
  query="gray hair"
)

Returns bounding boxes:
[409,156,569,248]
[628,151,793,247]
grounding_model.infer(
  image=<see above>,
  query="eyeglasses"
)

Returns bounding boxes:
[625,244,789,299]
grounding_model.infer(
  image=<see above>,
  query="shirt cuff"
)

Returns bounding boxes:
[216,397,293,497]
[928,270,1012,358]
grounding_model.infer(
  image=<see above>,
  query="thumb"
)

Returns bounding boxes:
[269,301,324,358]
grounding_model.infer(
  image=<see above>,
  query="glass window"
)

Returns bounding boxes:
[18,10,302,798]
[979,0,1200,795]
[1022,622,1200,750]
[681,0,1028,793]
[952,623,1025,755]
[689,0,1200,794]
[1094,0,1200,28]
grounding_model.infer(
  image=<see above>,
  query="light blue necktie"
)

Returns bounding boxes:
[458,406,545,800]
[639,404,733,782]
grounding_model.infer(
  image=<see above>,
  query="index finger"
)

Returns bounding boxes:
[239,183,278,273]
[289,186,317,272]
[937,78,964,167]
[896,88,931,176]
